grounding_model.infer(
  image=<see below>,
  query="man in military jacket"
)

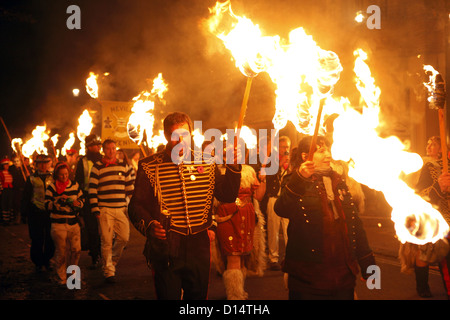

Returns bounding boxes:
[128,112,241,300]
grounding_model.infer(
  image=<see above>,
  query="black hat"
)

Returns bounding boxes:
[35,154,51,163]
[85,134,102,147]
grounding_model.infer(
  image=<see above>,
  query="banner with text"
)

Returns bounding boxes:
[100,100,138,150]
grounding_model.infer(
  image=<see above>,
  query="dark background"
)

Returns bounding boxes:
[0,0,448,157]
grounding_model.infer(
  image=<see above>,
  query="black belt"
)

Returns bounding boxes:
[51,217,78,225]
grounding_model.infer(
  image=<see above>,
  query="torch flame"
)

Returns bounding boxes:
[127,73,169,150]
[207,2,342,135]
[207,0,275,77]
[21,125,50,158]
[61,132,76,156]
[86,72,99,99]
[331,50,449,245]
[193,128,205,149]
[77,109,94,156]
[238,125,257,149]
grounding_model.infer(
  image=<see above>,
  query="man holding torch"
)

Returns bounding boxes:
[128,111,242,300]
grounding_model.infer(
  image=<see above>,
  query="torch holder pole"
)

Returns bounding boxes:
[234,77,253,163]
[139,144,147,158]
[0,117,29,178]
[307,97,326,161]
[439,108,448,173]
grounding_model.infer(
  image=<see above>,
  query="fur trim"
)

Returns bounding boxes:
[245,199,267,277]
[223,269,248,300]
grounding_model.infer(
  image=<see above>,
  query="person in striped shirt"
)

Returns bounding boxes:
[45,162,84,285]
[88,139,135,283]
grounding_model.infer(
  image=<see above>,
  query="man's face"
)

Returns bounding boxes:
[13,158,21,168]
[103,142,117,161]
[166,122,191,157]
[87,144,100,153]
[37,162,50,173]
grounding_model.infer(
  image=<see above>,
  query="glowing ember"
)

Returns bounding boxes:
[86,72,99,99]
[77,109,94,156]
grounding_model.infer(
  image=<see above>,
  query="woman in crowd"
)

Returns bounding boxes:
[274,135,375,300]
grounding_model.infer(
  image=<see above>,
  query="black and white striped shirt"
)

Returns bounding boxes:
[88,159,135,215]
[45,181,84,219]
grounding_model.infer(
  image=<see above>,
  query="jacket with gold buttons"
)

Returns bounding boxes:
[274,168,375,279]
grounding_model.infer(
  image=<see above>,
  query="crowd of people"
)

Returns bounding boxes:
[1,111,450,300]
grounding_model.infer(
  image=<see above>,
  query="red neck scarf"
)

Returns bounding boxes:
[56,180,70,194]
[102,158,117,167]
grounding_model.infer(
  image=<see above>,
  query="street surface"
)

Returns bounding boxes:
[0,213,447,302]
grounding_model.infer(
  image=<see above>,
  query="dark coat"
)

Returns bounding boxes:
[274,168,375,292]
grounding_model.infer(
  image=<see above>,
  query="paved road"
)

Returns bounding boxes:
[0,215,448,302]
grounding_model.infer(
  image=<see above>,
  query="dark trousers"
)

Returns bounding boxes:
[152,230,211,300]
[81,203,100,262]
[27,207,54,268]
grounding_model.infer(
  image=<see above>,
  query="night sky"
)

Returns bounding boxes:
[0,0,445,158]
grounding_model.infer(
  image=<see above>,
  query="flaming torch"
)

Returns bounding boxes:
[61,132,76,157]
[307,50,342,160]
[423,65,447,173]
[127,73,168,156]
[77,109,94,156]
[207,1,273,146]
[331,51,449,245]
[86,72,99,99]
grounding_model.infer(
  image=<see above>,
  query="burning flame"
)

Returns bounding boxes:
[208,2,448,245]
[193,128,205,149]
[331,51,448,245]
[127,73,168,150]
[61,132,76,156]
[77,109,94,156]
[151,73,169,100]
[128,91,155,146]
[238,125,257,149]
[86,72,99,99]
[21,125,50,158]
[207,1,342,135]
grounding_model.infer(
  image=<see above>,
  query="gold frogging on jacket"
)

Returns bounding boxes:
[142,155,216,235]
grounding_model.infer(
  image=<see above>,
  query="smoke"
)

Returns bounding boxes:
[1,0,446,156]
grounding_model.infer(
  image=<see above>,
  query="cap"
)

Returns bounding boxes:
[85,134,102,147]
[35,154,51,163]
[0,157,10,165]
[66,148,77,155]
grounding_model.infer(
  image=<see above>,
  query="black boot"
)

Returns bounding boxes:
[415,265,432,298]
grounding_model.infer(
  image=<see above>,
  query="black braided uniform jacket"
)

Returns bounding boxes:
[128,150,241,263]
